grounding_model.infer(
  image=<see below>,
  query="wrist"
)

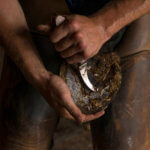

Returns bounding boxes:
[90,15,112,43]
[17,56,51,91]
[90,2,120,41]
[90,1,128,41]
[31,70,54,95]
[90,0,150,41]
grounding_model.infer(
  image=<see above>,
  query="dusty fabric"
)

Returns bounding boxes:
[91,50,150,150]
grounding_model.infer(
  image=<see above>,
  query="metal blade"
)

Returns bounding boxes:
[79,62,95,91]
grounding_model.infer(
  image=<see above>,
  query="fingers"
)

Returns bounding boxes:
[82,110,105,123]
[50,15,79,43]
[60,45,81,58]
[37,24,51,35]
[37,21,72,43]
[56,94,105,123]
[66,52,85,64]
[60,94,85,123]
[63,96,105,123]
[60,94,105,124]
[59,107,75,121]
[50,21,73,43]
[51,98,75,121]
[55,36,74,52]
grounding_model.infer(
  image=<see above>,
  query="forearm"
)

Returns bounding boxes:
[0,0,49,89]
[91,0,150,39]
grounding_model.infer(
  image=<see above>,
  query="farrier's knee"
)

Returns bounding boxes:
[116,13,150,57]
[91,51,150,150]
[112,51,150,149]
[1,81,58,146]
[3,82,57,125]
[0,82,59,150]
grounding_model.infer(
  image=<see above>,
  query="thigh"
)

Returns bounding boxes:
[0,56,59,150]
[90,51,150,150]
[116,13,150,57]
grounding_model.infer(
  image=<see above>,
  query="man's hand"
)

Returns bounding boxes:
[40,72,104,124]
[38,15,110,64]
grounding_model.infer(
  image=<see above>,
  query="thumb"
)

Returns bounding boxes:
[37,24,51,35]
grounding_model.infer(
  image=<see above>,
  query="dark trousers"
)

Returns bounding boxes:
[91,50,150,150]
[0,33,150,150]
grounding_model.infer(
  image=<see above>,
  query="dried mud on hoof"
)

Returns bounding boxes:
[60,52,122,114]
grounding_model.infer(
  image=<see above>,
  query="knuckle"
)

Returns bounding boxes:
[74,32,83,41]
[72,21,78,30]
[68,18,79,31]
